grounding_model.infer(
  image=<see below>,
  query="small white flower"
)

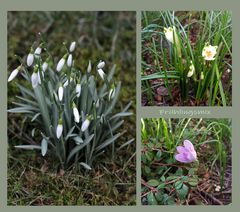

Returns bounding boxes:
[58,85,64,101]
[76,84,81,97]
[27,53,34,66]
[227,69,231,73]
[202,45,218,61]
[108,87,115,100]
[63,79,69,87]
[187,61,195,77]
[97,68,105,80]
[42,62,48,72]
[56,57,65,72]
[73,105,80,123]
[67,54,73,67]
[8,68,19,82]
[87,60,92,73]
[34,47,42,55]
[200,72,204,80]
[81,119,90,132]
[69,41,76,52]
[56,123,63,139]
[164,27,174,43]
[31,72,39,88]
[97,61,105,69]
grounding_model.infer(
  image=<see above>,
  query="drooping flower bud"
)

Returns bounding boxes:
[34,46,42,55]
[76,82,81,98]
[72,103,80,123]
[69,41,76,52]
[8,66,21,82]
[56,55,66,72]
[58,84,64,101]
[97,68,105,80]
[97,60,105,69]
[87,60,92,73]
[200,72,204,80]
[42,62,48,72]
[81,118,90,132]
[67,54,73,67]
[56,119,63,139]
[31,69,39,88]
[27,52,34,66]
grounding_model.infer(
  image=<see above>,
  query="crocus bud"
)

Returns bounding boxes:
[187,61,195,78]
[58,84,64,101]
[42,62,48,72]
[27,53,34,66]
[73,103,80,123]
[31,71,39,88]
[76,83,81,97]
[69,41,76,52]
[87,60,92,73]
[34,46,42,55]
[97,68,105,80]
[97,60,105,69]
[56,56,66,72]
[67,54,73,67]
[81,118,90,132]
[56,119,63,139]
[8,66,21,82]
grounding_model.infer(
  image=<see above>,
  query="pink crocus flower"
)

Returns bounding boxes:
[175,140,197,163]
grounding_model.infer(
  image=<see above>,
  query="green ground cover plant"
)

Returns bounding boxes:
[141,118,232,205]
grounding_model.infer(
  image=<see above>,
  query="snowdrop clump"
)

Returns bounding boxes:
[8,39,134,170]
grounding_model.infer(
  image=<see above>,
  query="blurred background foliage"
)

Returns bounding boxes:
[8,11,136,205]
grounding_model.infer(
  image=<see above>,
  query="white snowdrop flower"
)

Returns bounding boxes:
[227,69,231,73]
[202,44,218,61]
[58,85,64,101]
[56,57,66,72]
[97,68,105,80]
[164,27,174,43]
[31,72,39,88]
[67,54,73,67]
[73,104,80,123]
[42,62,48,72]
[27,53,34,66]
[8,66,20,82]
[108,86,116,101]
[34,46,42,55]
[87,60,92,73]
[76,84,81,97]
[56,121,63,139]
[69,41,76,52]
[200,72,204,80]
[97,60,105,69]
[187,61,195,78]
[81,118,90,132]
